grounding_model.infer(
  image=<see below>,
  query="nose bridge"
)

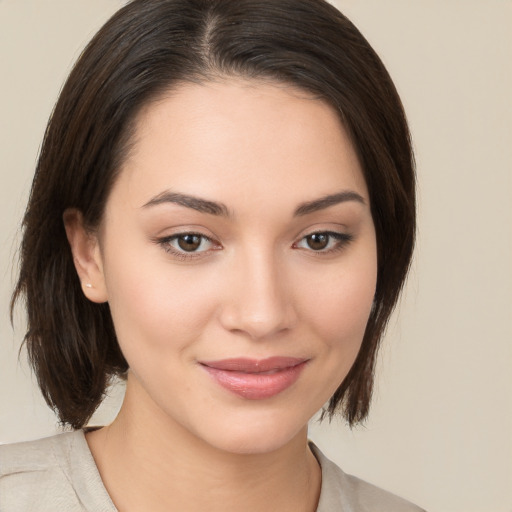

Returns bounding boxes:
[220,244,295,339]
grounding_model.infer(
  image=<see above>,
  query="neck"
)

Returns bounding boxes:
[86,376,321,512]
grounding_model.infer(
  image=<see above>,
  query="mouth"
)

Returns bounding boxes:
[199,357,309,400]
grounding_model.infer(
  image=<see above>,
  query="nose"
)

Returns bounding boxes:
[218,250,297,340]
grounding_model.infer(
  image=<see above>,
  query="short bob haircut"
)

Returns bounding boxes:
[12,0,415,430]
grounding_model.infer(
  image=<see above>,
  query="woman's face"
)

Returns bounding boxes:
[88,80,377,454]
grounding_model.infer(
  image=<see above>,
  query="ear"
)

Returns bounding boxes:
[63,209,108,303]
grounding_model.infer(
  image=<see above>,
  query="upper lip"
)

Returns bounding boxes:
[200,357,308,373]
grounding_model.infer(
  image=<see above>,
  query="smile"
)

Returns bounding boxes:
[199,357,309,400]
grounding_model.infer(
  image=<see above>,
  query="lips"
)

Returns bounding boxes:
[200,357,308,400]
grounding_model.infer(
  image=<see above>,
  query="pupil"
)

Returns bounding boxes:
[178,234,201,251]
[307,233,329,250]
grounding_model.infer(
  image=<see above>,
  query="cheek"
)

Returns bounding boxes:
[102,245,220,361]
[300,249,377,345]
[297,252,377,401]
[318,270,375,340]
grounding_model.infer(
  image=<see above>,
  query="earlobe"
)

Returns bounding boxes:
[63,209,108,303]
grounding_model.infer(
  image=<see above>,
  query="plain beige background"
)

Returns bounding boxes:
[1,1,511,511]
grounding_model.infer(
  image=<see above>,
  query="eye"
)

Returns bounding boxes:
[174,234,208,252]
[294,231,353,253]
[157,232,220,260]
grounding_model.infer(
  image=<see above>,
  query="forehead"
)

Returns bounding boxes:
[112,79,367,211]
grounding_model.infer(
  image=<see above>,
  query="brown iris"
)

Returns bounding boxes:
[177,234,202,251]
[306,233,329,250]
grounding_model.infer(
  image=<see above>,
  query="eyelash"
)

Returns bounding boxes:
[156,233,220,261]
[293,231,354,254]
[156,230,354,261]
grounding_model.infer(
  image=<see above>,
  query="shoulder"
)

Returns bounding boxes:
[310,443,426,512]
[0,432,80,511]
[1,430,76,470]
[0,430,116,512]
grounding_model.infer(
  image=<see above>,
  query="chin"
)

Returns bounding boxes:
[205,431,300,456]
[190,410,310,456]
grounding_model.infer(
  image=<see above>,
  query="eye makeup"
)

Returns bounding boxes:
[153,228,354,263]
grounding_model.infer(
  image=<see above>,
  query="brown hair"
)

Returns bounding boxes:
[12,0,415,429]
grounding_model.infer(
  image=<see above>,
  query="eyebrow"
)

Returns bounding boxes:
[293,191,366,216]
[142,191,230,216]
[142,189,365,217]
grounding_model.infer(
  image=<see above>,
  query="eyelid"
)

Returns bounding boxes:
[154,231,222,261]
[292,229,354,253]
[153,226,353,261]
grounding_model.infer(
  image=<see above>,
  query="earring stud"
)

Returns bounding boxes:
[84,283,93,289]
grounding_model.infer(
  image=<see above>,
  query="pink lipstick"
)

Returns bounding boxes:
[200,357,308,400]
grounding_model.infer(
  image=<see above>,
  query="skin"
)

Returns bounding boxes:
[65,79,377,512]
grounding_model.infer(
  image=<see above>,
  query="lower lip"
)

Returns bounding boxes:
[201,361,308,400]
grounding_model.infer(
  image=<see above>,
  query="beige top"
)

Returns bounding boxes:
[0,431,425,511]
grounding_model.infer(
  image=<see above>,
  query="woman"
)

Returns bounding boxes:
[0,0,422,510]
